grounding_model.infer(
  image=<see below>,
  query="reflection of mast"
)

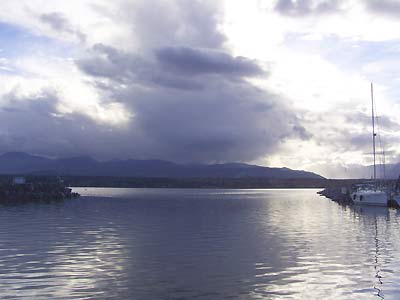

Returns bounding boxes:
[373,216,384,299]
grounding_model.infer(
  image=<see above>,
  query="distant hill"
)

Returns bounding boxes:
[0,152,324,179]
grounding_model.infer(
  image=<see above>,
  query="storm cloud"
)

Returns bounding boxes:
[117,80,302,163]
[0,0,309,164]
[76,43,302,162]
[155,46,264,77]
[68,0,308,163]
[0,89,135,159]
[77,44,265,90]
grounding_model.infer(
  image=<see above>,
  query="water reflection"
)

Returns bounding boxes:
[327,202,399,300]
[0,201,127,299]
[249,193,400,300]
[1,188,400,299]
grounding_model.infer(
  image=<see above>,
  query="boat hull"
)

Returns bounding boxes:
[351,190,388,206]
[392,195,400,207]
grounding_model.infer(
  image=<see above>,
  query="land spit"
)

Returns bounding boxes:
[318,186,352,204]
[0,177,79,204]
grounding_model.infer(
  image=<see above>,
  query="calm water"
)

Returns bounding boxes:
[1,188,400,299]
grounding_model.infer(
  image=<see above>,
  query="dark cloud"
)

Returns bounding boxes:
[274,0,341,16]
[314,124,395,157]
[118,81,301,163]
[155,46,264,77]
[72,0,309,163]
[364,0,400,16]
[149,75,203,91]
[349,133,371,152]
[77,43,264,90]
[77,44,205,90]
[2,88,58,116]
[0,89,80,156]
[40,12,85,42]
[75,40,304,162]
[77,44,143,83]
[344,111,400,131]
[0,82,304,163]
[292,125,312,140]
[40,13,69,31]
[0,89,133,159]
[73,31,305,162]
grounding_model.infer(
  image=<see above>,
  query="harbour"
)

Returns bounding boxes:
[2,1,400,298]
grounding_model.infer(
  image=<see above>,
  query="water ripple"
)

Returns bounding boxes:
[0,188,399,299]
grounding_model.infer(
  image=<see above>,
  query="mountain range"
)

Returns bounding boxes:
[0,152,324,179]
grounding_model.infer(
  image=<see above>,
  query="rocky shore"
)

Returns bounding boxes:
[317,186,352,204]
[0,178,79,204]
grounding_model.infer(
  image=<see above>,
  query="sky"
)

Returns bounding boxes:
[1,0,400,178]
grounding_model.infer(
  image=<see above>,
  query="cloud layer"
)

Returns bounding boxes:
[1,0,400,177]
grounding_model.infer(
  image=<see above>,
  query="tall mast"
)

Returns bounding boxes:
[371,82,376,182]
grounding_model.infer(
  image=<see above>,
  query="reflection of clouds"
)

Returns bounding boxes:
[0,203,127,299]
[44,227,126,299]
[248,190,400,300]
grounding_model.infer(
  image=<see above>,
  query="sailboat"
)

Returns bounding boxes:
[351,83,388,206]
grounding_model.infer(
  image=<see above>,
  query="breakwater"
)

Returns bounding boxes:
[0,179,79,204]
[318,184,400,208]
[317,186,352,204]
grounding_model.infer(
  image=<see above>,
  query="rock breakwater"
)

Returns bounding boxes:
[0,178,79,204]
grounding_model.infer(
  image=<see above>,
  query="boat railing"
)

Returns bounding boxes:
[352,181,391,193]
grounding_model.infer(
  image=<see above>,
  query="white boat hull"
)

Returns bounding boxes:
[351,190,388,206]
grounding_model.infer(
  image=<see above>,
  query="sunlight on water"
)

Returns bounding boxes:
[1,188,400,299]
